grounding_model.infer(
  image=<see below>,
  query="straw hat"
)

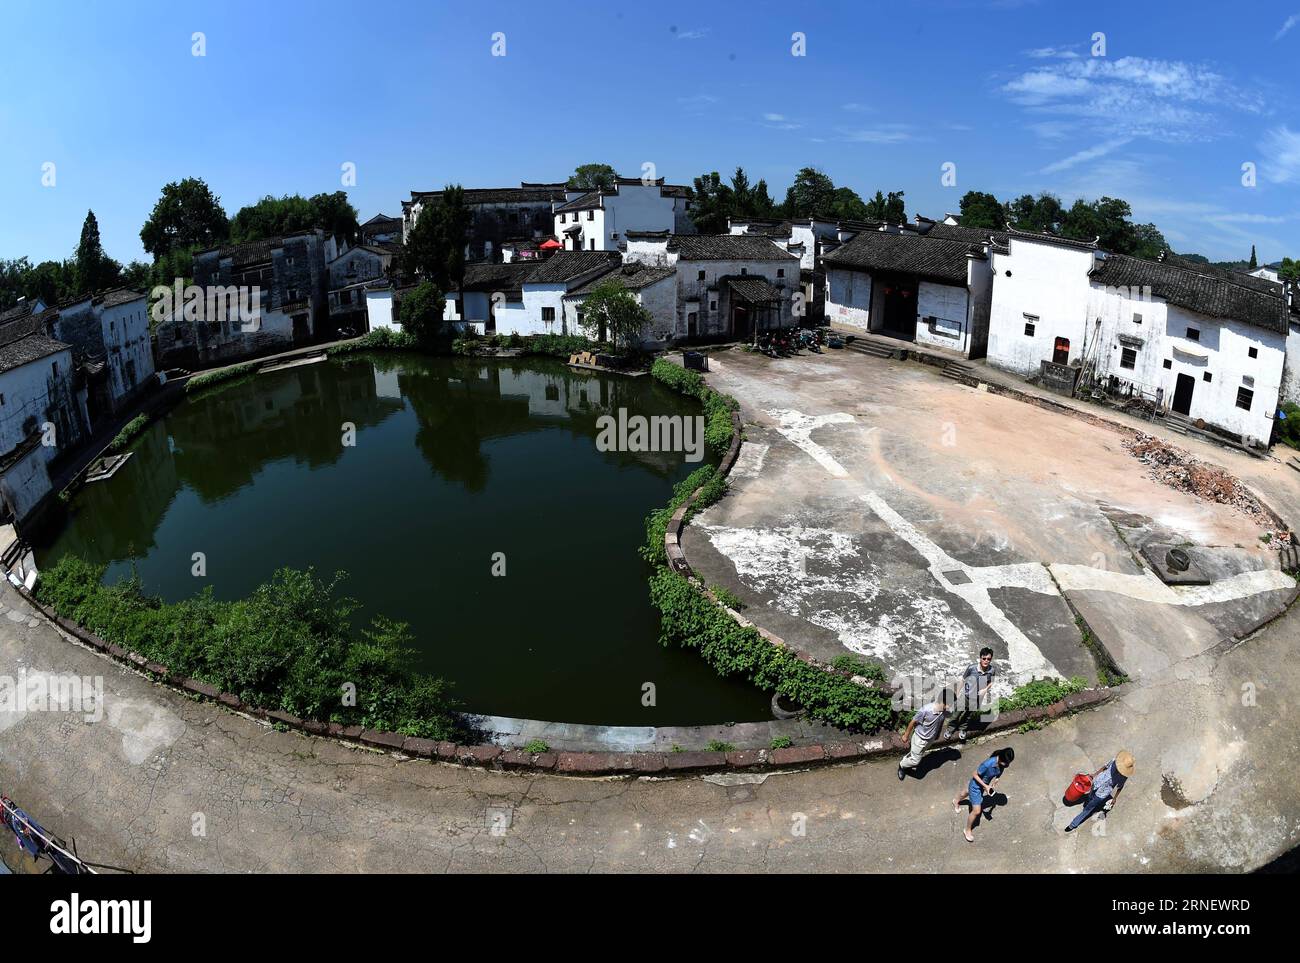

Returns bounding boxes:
[1115,750,1135,777]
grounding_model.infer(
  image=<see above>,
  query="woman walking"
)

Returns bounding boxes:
[954,747,1014,842]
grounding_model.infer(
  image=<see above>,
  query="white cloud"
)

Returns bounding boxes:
[841,102,871,112]
[1259,126,1300,184]
[1025,45,1080,59]
[1000,55,1263,142]
[675,27,710,41]
[838,126,913,144]
[764,112,786,122]
[1039,137,1131,174]
[1275,14,1299,40]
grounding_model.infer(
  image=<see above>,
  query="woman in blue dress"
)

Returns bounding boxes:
[953,747,1014,842]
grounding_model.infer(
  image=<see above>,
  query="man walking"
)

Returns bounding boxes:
[897,688,953,781]
[1065,750,1134,832]
[946,647,997,742]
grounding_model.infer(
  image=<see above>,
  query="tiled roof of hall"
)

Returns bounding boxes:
[666,234,799,261]
[0,330,71,374]
[522,250,622,284]
[916,220,1008,246]
[196,230,322,265]
[566,262,676,296]
[408,184,569,205]
[554,191,605,213]
[822,229,984,285]
[1003,226,1100,250]
[1088,251,1291,335]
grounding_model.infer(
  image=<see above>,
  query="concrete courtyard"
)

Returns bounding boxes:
[684,348,1295,692]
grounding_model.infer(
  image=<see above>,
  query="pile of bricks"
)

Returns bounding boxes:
[1124,432,1269,523]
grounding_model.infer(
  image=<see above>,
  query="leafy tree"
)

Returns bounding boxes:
[0,258,32,311]
[74,210,121,295]
[25,260,77,306]
[1131,222,1168,260]
[690,171,733,233]
[748,179,778,219]
[1005,193,1063,234]
[1279,257,1299,283]
[140,177,230,259]
[398,280,445,345]
[830,186,870,221]
[569,163,618,191]
[782,167,836,219]
[230,192,359,245]
[730,167,753,215]
[864,189,906,224]
[958,191,1006,230]
[399,186,470,294]
[578,281,653,352]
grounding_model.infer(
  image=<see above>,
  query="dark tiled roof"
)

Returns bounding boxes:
[823,230,982,285]
[1088,254,1290,335]
[524,251,621,284]
[567,263,675,296]
[361,213,401,228]
[920,222,1007,245]
[555,191,604,213]
[411,185,568,205]
[667,234,798,261]
[460,262,536,292]
[732,219,794,238]
[0,311,51,346]
[625,230,671,240]
[0,300,42,325]
[0,333,69,374]
[724,276,783,303]
[1162,253,1283,296]
[96,288,146,308]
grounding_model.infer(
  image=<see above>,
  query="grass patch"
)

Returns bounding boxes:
[649,357,738,455]
[706,739,735,753]
[523,739,550,754]
[186,361,259,396]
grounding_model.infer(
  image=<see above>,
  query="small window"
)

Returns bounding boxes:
[777,268,785,278]
[698,270,706,281]
[1024,321,1035,337]
[1163,358,1172,369]
[740,268,748,275]
[710,300,718,311]
[1203,371,1212,382]
[0,393,5,406]
[1236,387,1253,410]
[586,211,594,221]
[589,239,595,250]
[1120,347,1136,369]
[541,307,556,322]
[1132,312,1142,324]
[1186,327,1200,342]
[1248,346,1258,359]
[52,361,58,376]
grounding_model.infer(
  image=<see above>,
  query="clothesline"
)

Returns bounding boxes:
[0,793,96,875]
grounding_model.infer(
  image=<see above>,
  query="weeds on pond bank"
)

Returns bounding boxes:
[107,414,150,454]
[649,358,737,455]
[185,361,259,396]
[997,676,1088,712]
[36,556,461,740]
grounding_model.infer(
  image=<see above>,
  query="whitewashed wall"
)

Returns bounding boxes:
[988,239,1099,376]
[826,266,872,330]
[99,296,155,406]
[914,281,970,350]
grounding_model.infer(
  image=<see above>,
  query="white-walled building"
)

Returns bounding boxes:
[0,322,89,524]
[552,180,685,252]
[562,263,677,346]
[491,252,621,337]
[51,289,155,427]
[988,233,1297,445]
[823,226,996,358]
[623,233,800,339]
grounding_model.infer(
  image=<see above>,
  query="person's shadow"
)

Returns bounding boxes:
[979,791,1008,821]
[908,747,962,779]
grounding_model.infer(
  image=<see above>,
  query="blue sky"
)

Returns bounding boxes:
[2,0,1298,266]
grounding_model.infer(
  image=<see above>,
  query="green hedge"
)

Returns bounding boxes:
[36,556,461,740]
[326,327,419,357]
[186,361,259,395]
[107,414,150,454]
[649,357,737,455]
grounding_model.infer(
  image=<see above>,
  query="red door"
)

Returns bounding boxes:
[1053,337,1070,365]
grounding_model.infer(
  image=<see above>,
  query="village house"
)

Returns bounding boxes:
[623,233,800,339]
[326,243,396,333]
[561,262,677,346]
[155,229,329,369]
[0,318,89,524]
[552,178,692,252]
[402,183,569,263]
[488,251,622,337]
[442,262,536,333]
[359,213,403,246]
[823,223,996,358]
[987,230,1297,446]
[48,288,155,429]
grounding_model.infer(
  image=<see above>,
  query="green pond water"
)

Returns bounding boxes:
[33,354,770,725]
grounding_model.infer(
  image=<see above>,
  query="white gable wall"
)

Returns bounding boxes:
[988,239,1098,376]
[826,267,872,330]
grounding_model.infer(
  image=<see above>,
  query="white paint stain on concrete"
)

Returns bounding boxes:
[105,699,186,766]
[1050,564,1294,606]
[860,492,1061,681]
[767,409,855,478]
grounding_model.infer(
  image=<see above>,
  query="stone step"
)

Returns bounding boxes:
[847,340,893,359]
[1280,542,1299,573]
[940,361,973,381]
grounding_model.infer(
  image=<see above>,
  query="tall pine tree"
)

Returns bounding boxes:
[75,210,116,296]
